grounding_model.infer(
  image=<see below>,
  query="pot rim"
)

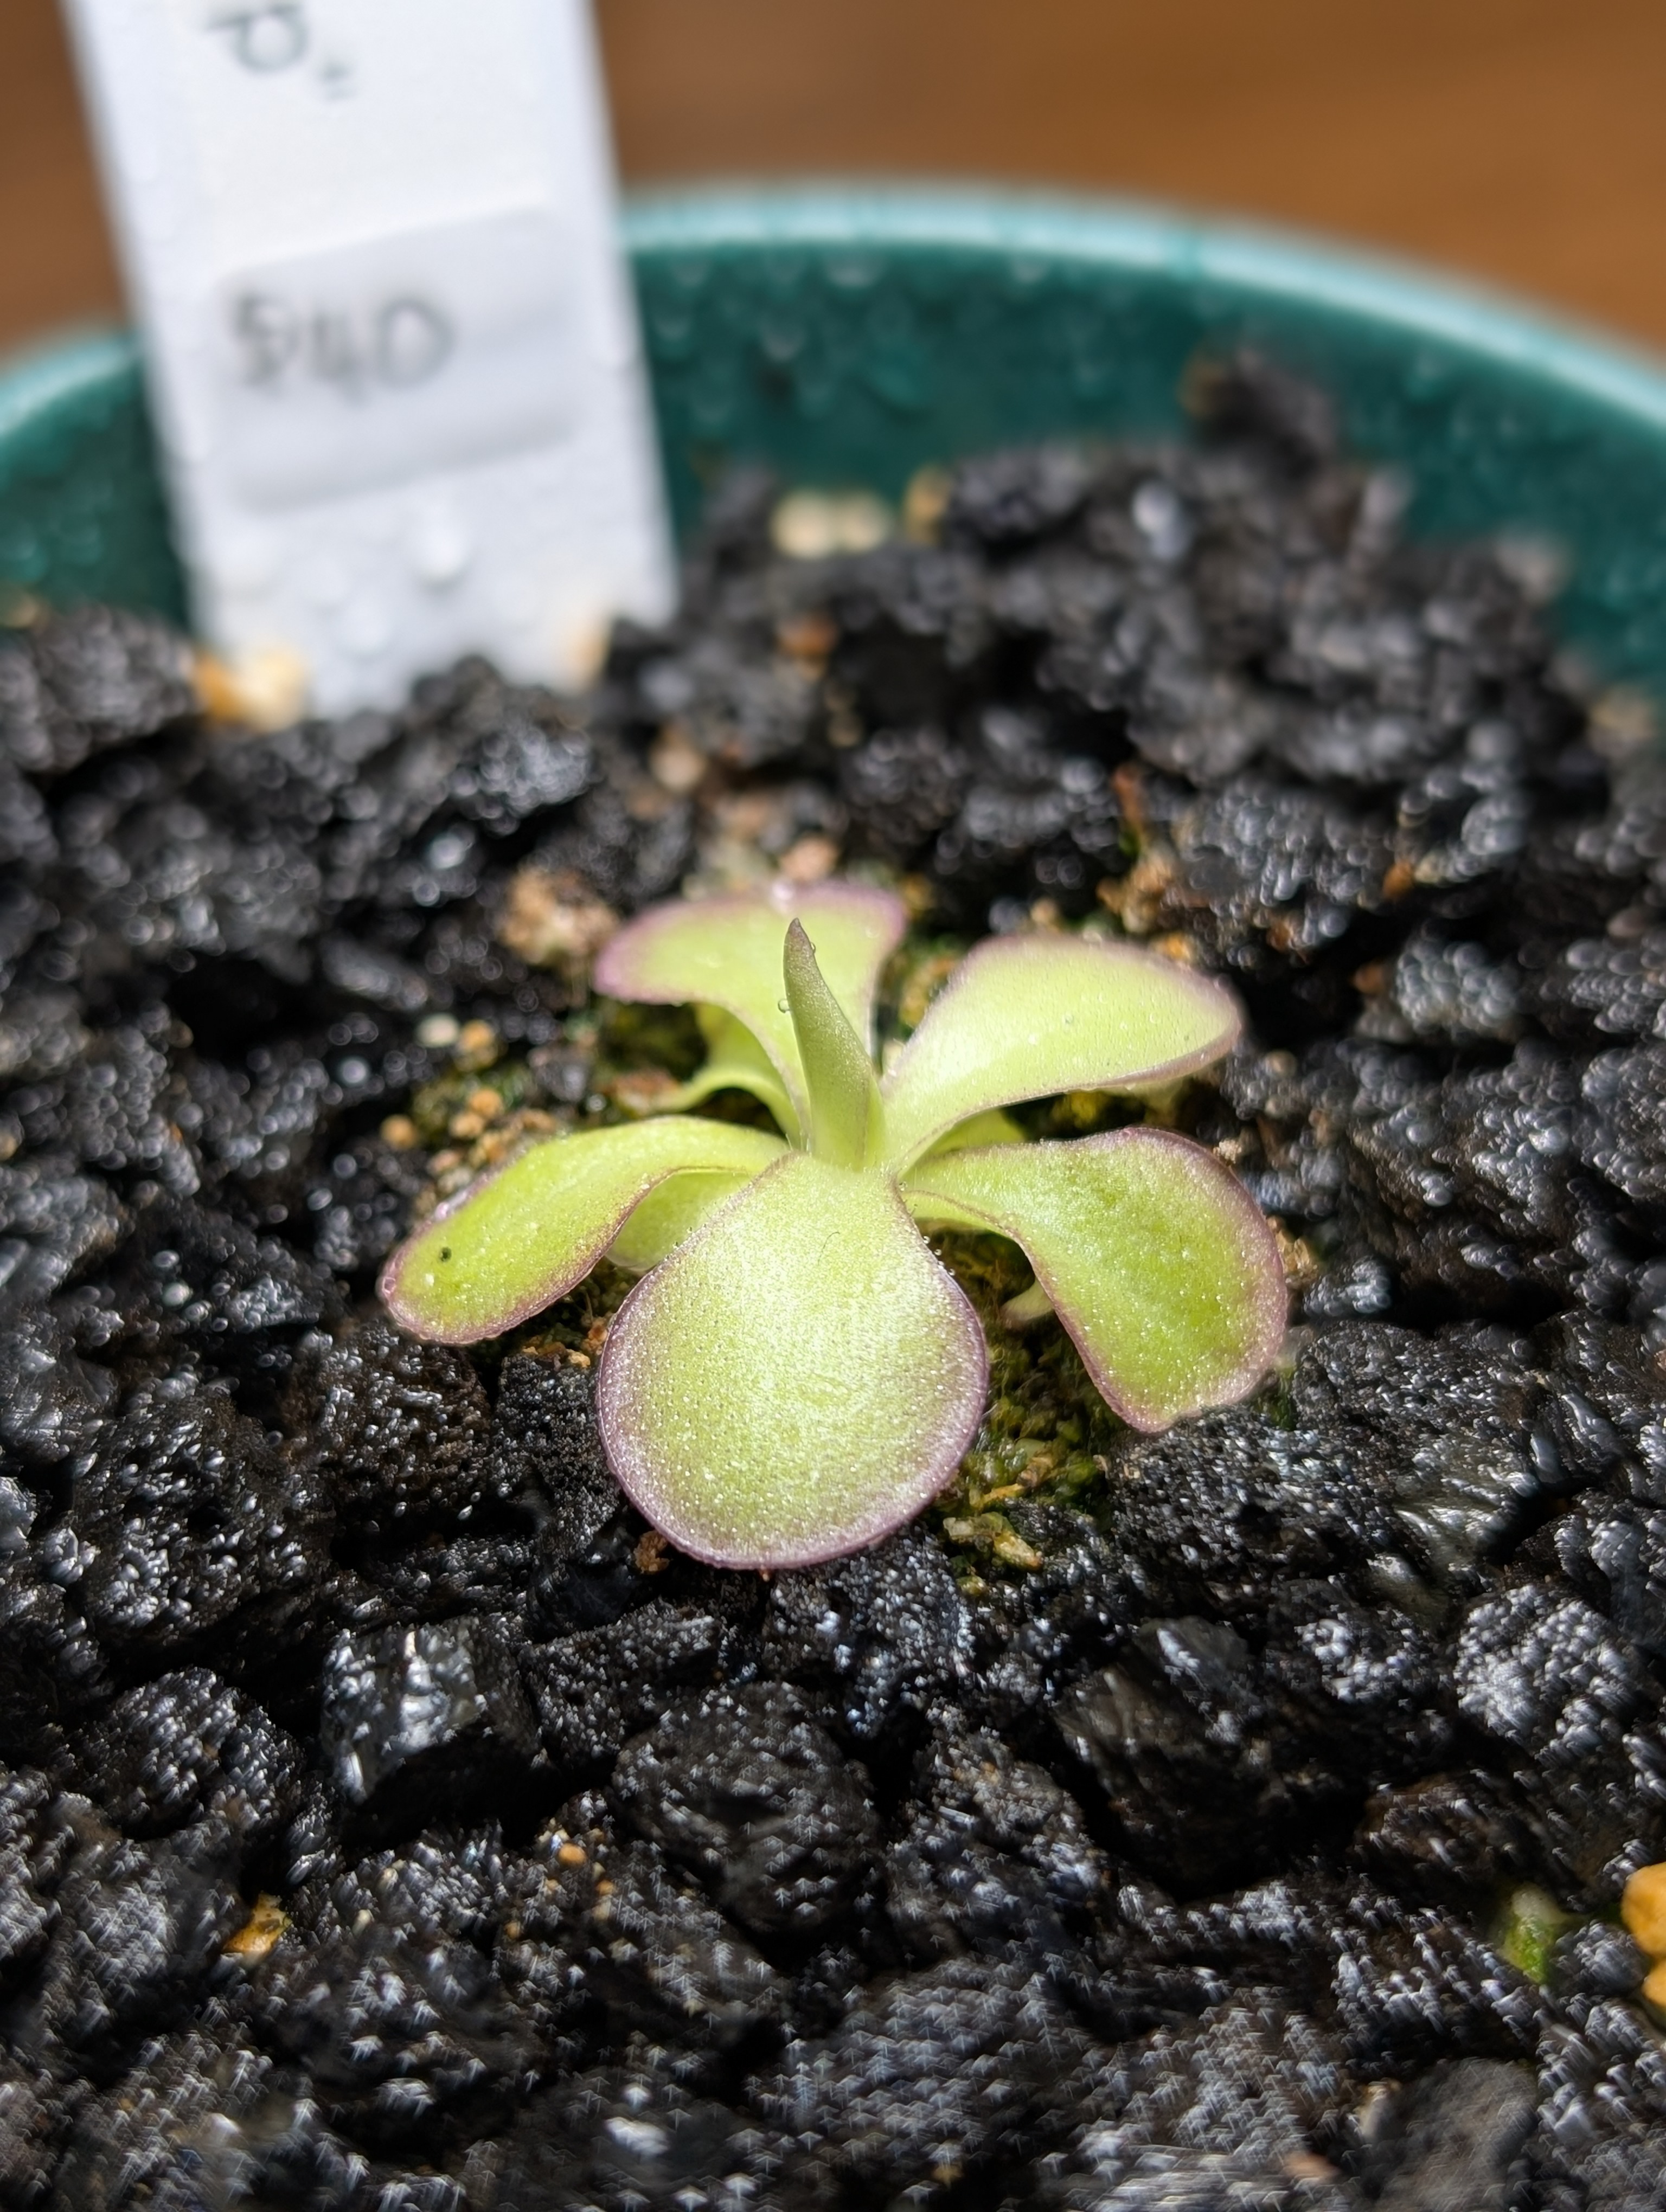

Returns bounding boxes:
[11,181,1666,692]
[625,180,1666,424]
[8,180,1666,434]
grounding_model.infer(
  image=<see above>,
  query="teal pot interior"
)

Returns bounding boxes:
[8,184,1666,691]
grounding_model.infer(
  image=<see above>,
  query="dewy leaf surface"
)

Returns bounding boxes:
[381,1120,786,1344]
[608,1169,757,1274]
[597,1152,988,1570]
[784,918,882,1167]
[880,936,1240,1170]
[918,1107,1027,1158]
[906,1130,1285,1431]
[595,884,906,1128]
[664,1007,800,1140]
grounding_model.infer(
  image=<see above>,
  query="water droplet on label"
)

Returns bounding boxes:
[408,505,473,589]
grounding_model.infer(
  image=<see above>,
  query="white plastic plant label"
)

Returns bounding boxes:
[60,0,676,714]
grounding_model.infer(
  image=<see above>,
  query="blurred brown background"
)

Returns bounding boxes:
[6,0,1666,356]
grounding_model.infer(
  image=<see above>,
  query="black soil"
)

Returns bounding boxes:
[2,355,1665,2208]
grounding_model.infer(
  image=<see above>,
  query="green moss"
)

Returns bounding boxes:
[592,997,706,1081]
[926,1226,1125,1578]
[1495,1883,1574,1984]
[877,933,971,1052]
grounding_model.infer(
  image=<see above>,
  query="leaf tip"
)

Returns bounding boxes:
[376,1219,486,1346]
[1095,1131,1287,1430]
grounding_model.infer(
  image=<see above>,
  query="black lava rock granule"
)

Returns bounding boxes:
[3,355,1666,2207]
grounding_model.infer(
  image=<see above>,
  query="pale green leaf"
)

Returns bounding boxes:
[784,918,882,1166]
[904,1108,1030,1231]
[663,1007,800,1141]
[919,1107,1028,1157]
[597,1153,988,1570]
[380,1118,786,1343]
[1001,1281,1055,1328]
[905,1130,1285,1430]
[608,1169,756,1273]
[595,883,906,1127]
[879,935,1240,1171]
[900,1186,997,1233]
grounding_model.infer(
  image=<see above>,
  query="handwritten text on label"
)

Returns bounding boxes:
[233,291,454,401]
[210,209,575,507]
[63,0,675,707]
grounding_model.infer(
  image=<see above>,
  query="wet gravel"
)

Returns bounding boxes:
[2,354,1666,2206]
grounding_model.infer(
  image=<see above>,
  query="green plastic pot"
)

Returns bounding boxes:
[8,183,1666,691]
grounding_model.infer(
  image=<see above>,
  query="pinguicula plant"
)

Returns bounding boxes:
[381,883,1285,1570]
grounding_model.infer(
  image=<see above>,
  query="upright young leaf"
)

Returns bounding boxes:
[596,883,907,1129]
[880,936,1240,1170]
[597,1152,988,1570]
[784,919,883,1166]
[905,1129,1285,1430]
[382,1119,786,1343]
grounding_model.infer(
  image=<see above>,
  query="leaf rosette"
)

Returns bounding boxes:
[382,883,1285,1570]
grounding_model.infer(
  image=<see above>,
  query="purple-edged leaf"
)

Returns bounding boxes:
[905,1129,1285,1430]
[597,1153,988,1571]
[594,883,907,1128]
[879,936,1240,1170]
[381,1120,786,1344]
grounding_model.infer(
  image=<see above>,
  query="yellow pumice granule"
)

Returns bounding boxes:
[1621,1862,1666,1957]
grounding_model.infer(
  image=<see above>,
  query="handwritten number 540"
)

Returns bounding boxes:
[232,294,456,400]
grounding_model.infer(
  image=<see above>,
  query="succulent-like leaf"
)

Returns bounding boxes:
[902,1108,1031,1229]
[664,1007,800,1141]
[595,883,906,1129]
[381,1120,787,1343]
[905,1130,1285,1430]
[919,1107,1028,1157]
[784,919,883,1167]
[597,1153,988,1570]
[608,1169,757,1273]
[879,936,1240,1171]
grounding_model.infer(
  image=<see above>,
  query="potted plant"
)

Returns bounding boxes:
[2,187,1665,2208]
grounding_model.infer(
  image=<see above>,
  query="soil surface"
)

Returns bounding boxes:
[2,356,1666,2209]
